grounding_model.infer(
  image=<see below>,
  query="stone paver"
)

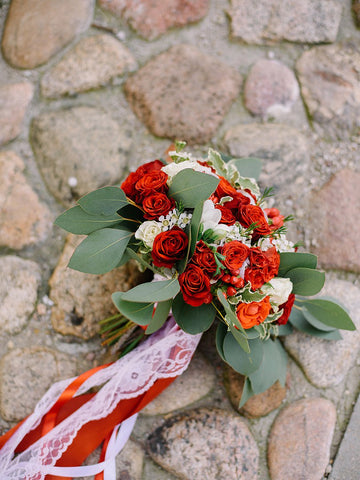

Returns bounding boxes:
[0,256,41,334]
[296,43,360,138]
[268,398,336,480]
[308,169,360,273]
[353,0,360,26]
[49,235,146,340]
[41,34,137,98]
[0,82,34,146]
[0,151,52,249]
[228,0,342,44]
[2,0,94,68]
[30,106,132,206]
[244,59,299,118]
[124,44,242,144]
[147,408,259,480]
[284,278,360,388]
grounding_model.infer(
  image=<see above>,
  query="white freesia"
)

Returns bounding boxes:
[200,200,221,232]
[135,221,162,248]
[262,277,293,306]
[162,160,216,184]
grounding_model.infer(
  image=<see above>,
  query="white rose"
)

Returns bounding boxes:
[162,161,216,184]
[262,277,293,306]
[135,221,162,248]
[201,200,222,232]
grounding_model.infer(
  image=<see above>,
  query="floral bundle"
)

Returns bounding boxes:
[56,143,355,405]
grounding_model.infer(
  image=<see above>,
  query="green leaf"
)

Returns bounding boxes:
[289,307,343,340]
[277,323,293,336]
[172,293,216,334]
[215,322,228,361]
[168,169,219,208]
[248,338,287,394]
[78,186,129,215]
[207,148,228,177]
[190,201,204,255]
[121,279,180,303]
[301,306,337,332]
[68,228,133,274]
[244,327,261,339]
[278,252,318,277]
[286,267,325,296]
[226,317,251,354]
[112,292,154,325]
[55,205,122,235]
[300,299,355,331]
[223,333,263,376]
[145,300,172,335]
[228,157,263,181]
[239,377,256,408]
[125,247,157,274]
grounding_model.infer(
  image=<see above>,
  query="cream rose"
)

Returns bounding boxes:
[162,161,216,185]
[261,277,293,306]
[135,221,162,248]
[200,200,222,232]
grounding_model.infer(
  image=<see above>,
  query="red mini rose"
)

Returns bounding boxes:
[179,264,213,307]
[277,293,295,325]
[236,297,271,329]
[135,171,169,201]
[215,177,250,209]
[264,207,285,231]
[191,241,217,277]
[121,160,164,203]
[245,246,280,289]
[142,193,175,220]
[237,204,271,238]
[221,241,250,272]
[151,227,188,268]
[215,204,236,225]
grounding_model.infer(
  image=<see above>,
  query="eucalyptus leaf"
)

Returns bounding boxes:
[125,247,157,274]
[278,252,318,277]
[239,377,256,408]
[55,205,122,235]
[217,290,246,336]
[289,307,343,340]
[145,300,172,335]
[121,279,180,303]
[68,228,133,274]
[228,157,263,181]
[112,292,154,325]
[226,317,250,354]
[215,322,228,361]
[190,201,204,255]
[223,333,263,376]
[277,323,293,336]
[301,306,337,332]
[78,186,129,215]
[286,267,325,296]
[172,293,216,334]
[168,169,219,208]
[300,298,355,331]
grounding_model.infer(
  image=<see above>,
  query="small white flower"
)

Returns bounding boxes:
[201,200,221,232]
[272,234,296,252]
[261,277,293,306]
[135,221,162,248]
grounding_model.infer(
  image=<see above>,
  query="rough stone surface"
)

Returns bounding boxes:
[353,0,360,26]
[99,0,209,40]
[228,0,342,44]
[0,82,34,145]
[30,106,132,206]
[142,353,215,415]
[244,59,299,118]
[296,43,360,138]
[284,278,360,388]
[1,0,94,69]
[223,365,287,418]
[0,256,41,334]
[147,408,259,480]
[268,398,336,480]
[0,151,52,249]
[308,169,360,272]
[224,123,309,194]
[0,347,76,421]
[124,44,242,144]
[49,235,147,340]
[41,34,137,98]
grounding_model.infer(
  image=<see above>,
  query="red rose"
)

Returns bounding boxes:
[191,241,217,277]
[236,297,271,329]
[264,207,285,231]
[277,293,295,325]
[121,160,164,203]
[245,247,280,289]
[244,268,268,290]
[151,227,188,268]
[215,177,250,209]
[221,241,250,272]
[179,264,213,307]
[135,171,169,200]
[142,193,175,220]
[237,204,271,238]
[215,204,236,225]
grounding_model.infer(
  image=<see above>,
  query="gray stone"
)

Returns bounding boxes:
[353,0,360,27]
[30,106,132,206]
[268,398,336,480]
[99,0,209,40]
[284,278,360,388]
[296,43,360,138]
[147,408,259,480]
[0,347,76,421]
[2,0,94,69]
[41,34,137,98]
[49,235,146,340]
[244,59,299,118]
[0,256,41,334]
[0,151,52,249]
[228,0,342,44]
[142,353,215,415]
[329,394,360,480]
[0,82,34,145]
[124,44,242,144]
[308,169,360,272]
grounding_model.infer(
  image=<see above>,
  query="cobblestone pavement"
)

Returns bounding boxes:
[1,1,360,479]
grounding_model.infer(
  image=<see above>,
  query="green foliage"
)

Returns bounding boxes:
[111,292,154,325]
[299,298,356,331]
[121,279,180,303]
[217,290,250,353]
[222,334,263,376]
[227,157,263,181]
[190,201,204,255]
[278,252,318,277]
[172,293,216,334]
[168,169,219,208]
[55,205,122,235]
[239,377,256,408]
[77,186,129,215]
[215,323,228,361]
[289,307,342,340]
[286,267,325,296]
[145,300,172,334]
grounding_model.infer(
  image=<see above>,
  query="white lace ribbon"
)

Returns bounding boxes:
[0,317,201,480]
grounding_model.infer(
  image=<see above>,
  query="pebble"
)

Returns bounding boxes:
[0,82,33,145]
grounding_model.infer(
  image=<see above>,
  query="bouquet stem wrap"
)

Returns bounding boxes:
[0,318,201,480]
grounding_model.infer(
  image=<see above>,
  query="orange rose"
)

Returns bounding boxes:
[236,297,271,329]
